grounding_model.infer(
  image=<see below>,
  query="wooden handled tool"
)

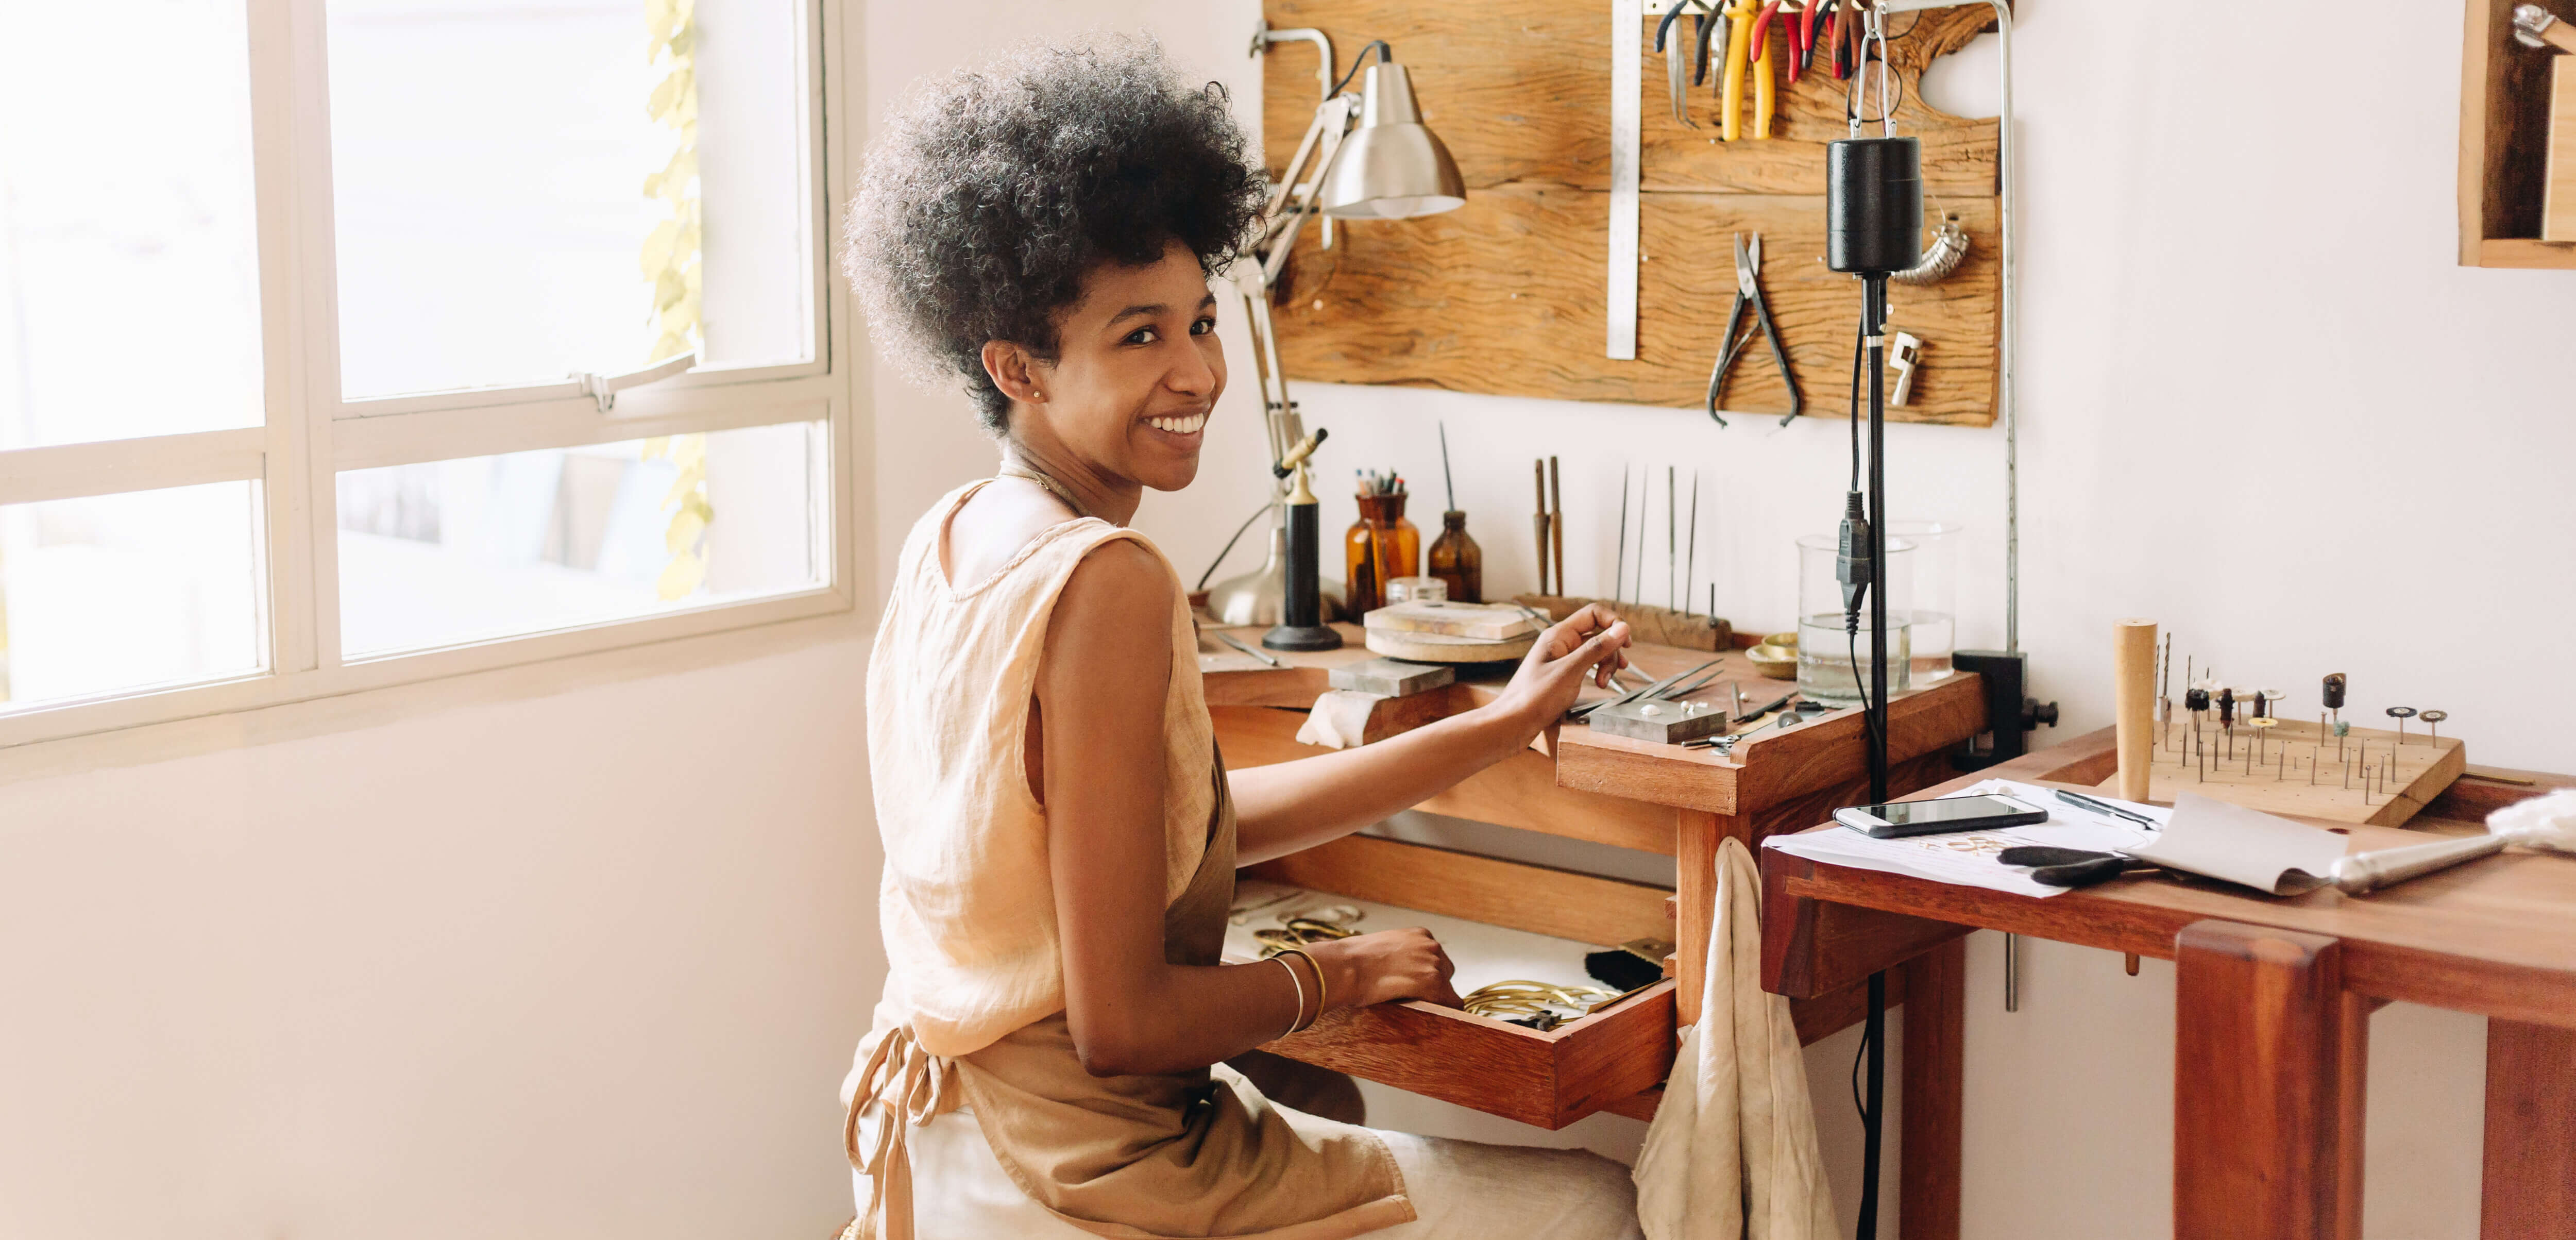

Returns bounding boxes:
[1532,460,1552,595]
[2113,618,2159,801]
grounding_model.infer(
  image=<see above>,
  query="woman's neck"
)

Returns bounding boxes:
[1000,440,1141,527]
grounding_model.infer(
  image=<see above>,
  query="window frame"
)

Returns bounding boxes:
[0,0,858,752]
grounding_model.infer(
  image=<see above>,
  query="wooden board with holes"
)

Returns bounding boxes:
[1262,0,2002,423]
[2129,717,2466,827]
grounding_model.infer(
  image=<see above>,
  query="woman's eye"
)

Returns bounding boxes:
[1191,317,1216,336]
[1124,327,1159,345]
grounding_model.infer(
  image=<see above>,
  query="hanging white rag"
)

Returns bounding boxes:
[1633,835,1839,1240]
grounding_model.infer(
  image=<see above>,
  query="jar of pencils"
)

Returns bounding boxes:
[1345,491,1420,615]
[1427,510,1482,603]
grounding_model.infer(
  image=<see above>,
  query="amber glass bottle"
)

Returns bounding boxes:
[1344,493,1420,614]
[1427,510,1482,603]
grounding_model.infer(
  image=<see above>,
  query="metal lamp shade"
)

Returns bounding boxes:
[1319,62,1465,220]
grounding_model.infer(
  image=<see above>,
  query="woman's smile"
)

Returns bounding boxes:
[1143,409,1210,446]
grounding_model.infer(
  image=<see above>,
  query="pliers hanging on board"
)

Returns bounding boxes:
[1705,232,1803,428]
[1742,1,1785,135]
[1654,1,1717,127]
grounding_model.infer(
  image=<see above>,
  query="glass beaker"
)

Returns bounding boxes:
[1796,533,1914,706]
[1344,493,1421,615]
[1887,520,1962,682]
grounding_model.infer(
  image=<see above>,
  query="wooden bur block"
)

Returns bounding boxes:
[2131,716,2464,827]
[1328,658,1455,698]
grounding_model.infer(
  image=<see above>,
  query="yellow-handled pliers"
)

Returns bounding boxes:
[1717,0,1754,141]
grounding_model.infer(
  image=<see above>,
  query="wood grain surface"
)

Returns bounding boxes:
[1900,937,1965,1240]
[2127,716,2467,827]
[1261,0,2003,422]
[1241,832,1675,947]
[1259,980,1677,1129]
[1761,727,2576,1029]
[2481,1019,2576,1240]
[2172,921,2360,1240]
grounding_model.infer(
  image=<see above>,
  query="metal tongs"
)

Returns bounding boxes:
[1568,657,1726,722]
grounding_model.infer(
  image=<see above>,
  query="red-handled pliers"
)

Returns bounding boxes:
[1798,0,1825,80]
[1748,2,1816,86]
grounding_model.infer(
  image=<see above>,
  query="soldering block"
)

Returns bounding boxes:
[1328,657,1455,698]
[1585,697,1736,745]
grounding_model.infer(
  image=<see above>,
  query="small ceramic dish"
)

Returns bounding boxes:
[1747,644,1799,680]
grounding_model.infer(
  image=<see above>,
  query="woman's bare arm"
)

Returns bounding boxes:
[1042,542,1461,1077]
[1226,606,1632,865]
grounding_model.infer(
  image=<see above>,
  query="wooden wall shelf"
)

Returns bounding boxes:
[2458,0,2576,266]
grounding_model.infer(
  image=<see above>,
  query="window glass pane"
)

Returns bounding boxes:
[0,4,263,449]
[0,483,267,711]
[336,421,824,656]
[328,0,815,401]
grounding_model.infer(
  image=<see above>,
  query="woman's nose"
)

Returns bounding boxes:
[1166,338,1219,397]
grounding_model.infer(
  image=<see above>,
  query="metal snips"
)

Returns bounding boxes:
[1704,232,1803,428]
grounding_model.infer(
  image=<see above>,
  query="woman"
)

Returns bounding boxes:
[842,38,1640,1240]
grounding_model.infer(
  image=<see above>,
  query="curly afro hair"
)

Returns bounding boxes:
[844,36,1267,435]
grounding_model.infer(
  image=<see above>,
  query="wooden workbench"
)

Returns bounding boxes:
[1200,622,1991,1130]
[1760,726,2576,1240]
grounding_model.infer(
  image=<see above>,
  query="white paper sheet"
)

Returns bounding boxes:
[1761,779,2166,898]
[2127,792,2349,895]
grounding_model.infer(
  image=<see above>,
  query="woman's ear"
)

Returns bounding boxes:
[981,340,1047,405]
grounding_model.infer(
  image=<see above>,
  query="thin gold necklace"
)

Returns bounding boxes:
[994,461,1097,522]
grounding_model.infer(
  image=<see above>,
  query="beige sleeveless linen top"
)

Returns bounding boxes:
[843,480,1412,1240]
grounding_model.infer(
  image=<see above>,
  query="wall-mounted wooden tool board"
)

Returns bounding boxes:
[1262,1,2003,426]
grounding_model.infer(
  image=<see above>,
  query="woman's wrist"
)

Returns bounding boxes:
[1302,940,1361,1012]
[1463,698,1545,765]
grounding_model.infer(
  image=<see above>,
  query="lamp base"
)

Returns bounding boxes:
[1262,624,1344,652]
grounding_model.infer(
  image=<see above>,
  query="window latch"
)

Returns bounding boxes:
[573,350,697,413]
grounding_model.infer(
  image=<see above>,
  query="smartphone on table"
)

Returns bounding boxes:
[1832,794,2048,839]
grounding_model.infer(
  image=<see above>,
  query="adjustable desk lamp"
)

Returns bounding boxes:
[1209,29,1465,636]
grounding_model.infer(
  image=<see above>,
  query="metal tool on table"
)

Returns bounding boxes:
[2332,832,2510,895]
[1613,466,1631,603]
[1705,232,1804,427]
[1681,471,1700,622]
[1214,629,1285,668]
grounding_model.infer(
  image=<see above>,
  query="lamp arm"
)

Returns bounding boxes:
[1254,95,1357,288]
[1250,23,1336,103]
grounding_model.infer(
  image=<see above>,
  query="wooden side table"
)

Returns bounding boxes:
[1760,726,2576,1239]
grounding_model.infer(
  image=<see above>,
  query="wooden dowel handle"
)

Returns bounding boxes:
[2113,618,2159,802]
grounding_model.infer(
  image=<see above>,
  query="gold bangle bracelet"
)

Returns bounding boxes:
[1273,946,1327,1031]
[1268,954,1306,1040]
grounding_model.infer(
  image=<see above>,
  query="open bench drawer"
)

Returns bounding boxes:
[1236,834,1678,1130]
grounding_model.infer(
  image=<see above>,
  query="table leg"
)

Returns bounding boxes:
[1674,808,1750,1023]
[2480,1019,2576,1239]
[1899,936,1964,1240]
[2174,919,2365,1240]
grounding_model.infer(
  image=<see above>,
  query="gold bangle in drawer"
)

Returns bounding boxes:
[1459,980,1617,1020]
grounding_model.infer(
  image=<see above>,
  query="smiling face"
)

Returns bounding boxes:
[985,240,1226,497]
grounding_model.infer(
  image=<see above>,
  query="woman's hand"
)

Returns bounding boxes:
[1481,605,1634,745]
[1309,928,1463,1010]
